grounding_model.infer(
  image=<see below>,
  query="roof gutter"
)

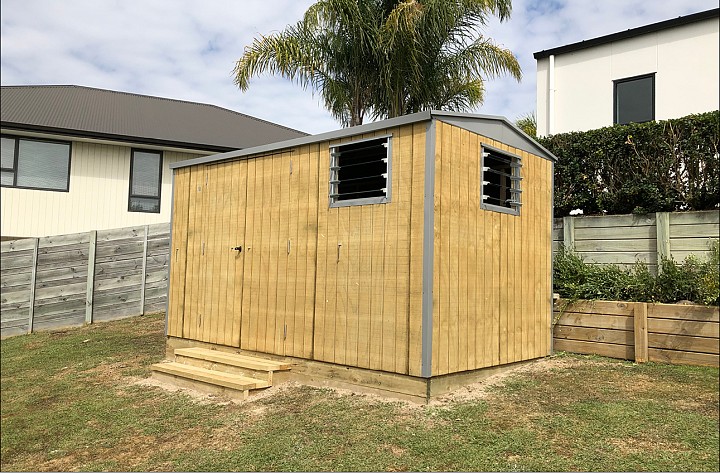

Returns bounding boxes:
[0,121,240,154]
[534,8,719,59]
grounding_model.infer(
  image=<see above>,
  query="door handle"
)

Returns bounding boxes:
[231,246,242,253]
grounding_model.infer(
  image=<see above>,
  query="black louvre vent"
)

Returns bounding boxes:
[330,137,389,206]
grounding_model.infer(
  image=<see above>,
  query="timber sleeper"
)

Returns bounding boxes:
[151,361,270,400]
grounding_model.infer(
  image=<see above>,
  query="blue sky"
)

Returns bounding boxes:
[1,0,717,134]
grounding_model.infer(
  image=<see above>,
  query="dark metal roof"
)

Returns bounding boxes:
[0,85,307,152]
[534,8,719,59]
[170,110,557,170]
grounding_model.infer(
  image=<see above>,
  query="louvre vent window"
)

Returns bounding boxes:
[481,146,521,215]
[330,136,391,207]
[0,135,71,191]
[129,149,162,213]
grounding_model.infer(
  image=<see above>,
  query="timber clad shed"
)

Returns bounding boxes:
[164,110,556,401]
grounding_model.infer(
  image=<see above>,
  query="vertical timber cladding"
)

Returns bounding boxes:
[168,146,320,357]
[240,146,319,358]
[167,167,190,339]
[431,121,553,377]
[313,123,426,376]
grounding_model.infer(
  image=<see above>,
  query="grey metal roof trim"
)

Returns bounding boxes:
[1,85,308,151]
[534,8,719,59]
[170,110,432,169]
[170,110,556,170]
[430,110,557,162]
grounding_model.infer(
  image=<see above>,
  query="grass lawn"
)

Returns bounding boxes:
[1,313,718,472]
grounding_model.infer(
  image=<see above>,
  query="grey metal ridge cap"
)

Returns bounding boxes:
[169,108,558,169]
[170,110,433,169]
[429,109,508,121]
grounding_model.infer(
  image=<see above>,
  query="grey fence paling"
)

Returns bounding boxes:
[552,210,719,271]
[2,211,718,339]
[1,223,170,338]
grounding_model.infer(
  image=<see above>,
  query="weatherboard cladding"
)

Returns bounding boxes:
[169,110,557,170]
[533,8,719,59]
[0,85,307,152]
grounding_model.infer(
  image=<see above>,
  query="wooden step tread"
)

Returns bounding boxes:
[174,347,291,371]
[152,362,270,390]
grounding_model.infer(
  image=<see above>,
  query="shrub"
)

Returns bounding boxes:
[553,241,719,306]
[540,111,720,217]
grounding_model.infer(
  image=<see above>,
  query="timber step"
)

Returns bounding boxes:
[152,362,269,390]
[174,347,291,372]
[150,348,291,400]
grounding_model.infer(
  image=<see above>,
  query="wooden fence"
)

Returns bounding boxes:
[553,299,719,367]
[552,210,719,271]
[1,223,170,338]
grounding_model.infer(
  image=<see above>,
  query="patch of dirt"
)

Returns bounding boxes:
[33,433,160,472]
[135,377,305,407]
[430,355,609,406]
[608,437,688,454]
[133,355,611,413]
[136,376,236,405]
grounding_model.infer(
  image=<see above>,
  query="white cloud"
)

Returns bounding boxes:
[1,0,717,134]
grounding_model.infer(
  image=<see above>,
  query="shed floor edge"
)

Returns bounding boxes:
[165,337,545,403]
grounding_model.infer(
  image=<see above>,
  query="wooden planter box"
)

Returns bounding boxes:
[553,299,719,367]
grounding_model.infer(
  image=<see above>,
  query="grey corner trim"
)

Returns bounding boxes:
[549,160,556,355]
[328,134,393,208]
[421,119,437,378]
[164,172,175,337]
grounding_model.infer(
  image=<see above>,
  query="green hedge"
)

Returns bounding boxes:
[539,111,720,217]
[553,241,719,306]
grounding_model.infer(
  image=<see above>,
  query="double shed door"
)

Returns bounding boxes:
[174,152,318,358]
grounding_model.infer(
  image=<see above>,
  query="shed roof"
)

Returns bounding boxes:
[170,110,557,170]
[0,85,307,152]
[534,8,719,59]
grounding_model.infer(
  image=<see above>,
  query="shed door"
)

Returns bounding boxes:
[182,161,247,347]
[239,151,317,359]
[182,151,318,358]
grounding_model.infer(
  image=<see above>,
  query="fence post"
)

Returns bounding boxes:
[634,302,649,363]
[85,230,97,324]
[27,238,39,334]
[562,216,575,249]
[139,225,149,315]
[655,212,670,268]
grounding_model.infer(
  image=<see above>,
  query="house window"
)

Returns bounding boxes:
[1,135,71,191]
[329,136,391,207]
[481,146,521,215]
[614,74,655,125]
[129,149,162,213]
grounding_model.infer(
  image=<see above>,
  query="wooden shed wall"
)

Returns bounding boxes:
[431,121,553,376]
[167,122,426,376]
[313,123,427,376]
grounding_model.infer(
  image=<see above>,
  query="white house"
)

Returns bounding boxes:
[0,85,307,239]
[535,8,719,137]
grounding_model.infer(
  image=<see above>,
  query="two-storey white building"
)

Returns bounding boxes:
[535,8,719,136]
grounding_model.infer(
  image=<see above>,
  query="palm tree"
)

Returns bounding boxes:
[515,112,537,137]
[233,0,521,127]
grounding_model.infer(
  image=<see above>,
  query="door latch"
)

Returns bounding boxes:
[231,246,242,253]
